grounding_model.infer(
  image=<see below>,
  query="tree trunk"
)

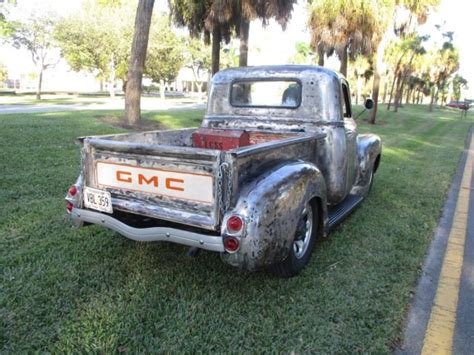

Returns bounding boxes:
[239,17,250,67]
[394,73,405,112]
[429,86,436,112]
[124,0,155,126]
[405,88,411,105]
[356,76,362,105]
[339,44,348,76]
[382,76,388,103]
[211,26,221,75]
[36,67,43,100]
[160,79,165,100]
[391,74,402,111]
[387,73,398,111]
[196,81,204,100]
[370,64,381,124]
[317,43,325,66]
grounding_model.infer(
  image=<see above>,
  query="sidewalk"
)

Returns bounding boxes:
[0,97,206,114]
[399,126,474,354]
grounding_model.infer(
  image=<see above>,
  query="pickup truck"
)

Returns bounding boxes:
[66,65,381,277]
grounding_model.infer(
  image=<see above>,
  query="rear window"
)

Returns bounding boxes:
[230,80,301,108]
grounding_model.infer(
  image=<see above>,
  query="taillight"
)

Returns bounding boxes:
[227,215,243,233]
[68,185,77,196]
[224,236,240,253]
[66,201,74,213]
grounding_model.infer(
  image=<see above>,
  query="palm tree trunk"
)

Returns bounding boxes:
[369,66,381,124]
[405,88,411,105]
[124,0,155,126]
[36,67,43,100]
[382,76,388,103]
[317,43,324,66]
[394,73,405,112]
[429,86,436,112]
[239,17,250,67]
[339,44,348,76]
[387,73,398,111]
[211,26,221,75]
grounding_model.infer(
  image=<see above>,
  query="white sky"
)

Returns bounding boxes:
[2,0,474,97]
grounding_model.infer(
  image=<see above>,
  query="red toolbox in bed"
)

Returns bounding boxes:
[192,128,250,151]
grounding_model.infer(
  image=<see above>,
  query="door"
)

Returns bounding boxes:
[341,81,358,191]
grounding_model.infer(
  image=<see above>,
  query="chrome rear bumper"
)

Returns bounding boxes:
[70,208,225,252]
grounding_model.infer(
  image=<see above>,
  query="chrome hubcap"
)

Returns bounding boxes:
[293,203,313,259]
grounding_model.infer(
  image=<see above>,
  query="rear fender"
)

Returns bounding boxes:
[221,161,327,271]
[351,134,382,195]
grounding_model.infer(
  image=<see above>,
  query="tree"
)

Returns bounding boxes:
[55,1,134,98]
[207,0,297,67]
[452,74,468,101]
[170,0,296,75]
[347,55,373,105]
[371,0,439,122]
[145,17,184,100]
[124,0,155,126]
[220,41,239,69]
[308,0,386,77]
[7,13,57,99]
[170,0,219,75]
[428,41,459,111]
[0,62,7,85]
[289,42,316,65]
[184,37,211,96]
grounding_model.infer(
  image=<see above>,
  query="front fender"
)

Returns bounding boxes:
[221,161,327,271]
[351,133,382,195]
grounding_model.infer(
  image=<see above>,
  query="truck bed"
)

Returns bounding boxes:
[80,128,324,231]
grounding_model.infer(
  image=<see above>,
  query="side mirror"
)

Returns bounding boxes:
[364,98,374,110]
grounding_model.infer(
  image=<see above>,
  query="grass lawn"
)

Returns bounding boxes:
[0,106,472,352]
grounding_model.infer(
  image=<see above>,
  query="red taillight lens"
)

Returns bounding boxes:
[66,201,73,213]
[224,236,240,253]
[68,185,77,196]
[227,215,243,233]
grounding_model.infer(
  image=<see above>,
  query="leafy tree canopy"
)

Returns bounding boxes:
[145,16,184,84]
[54,0,134,86]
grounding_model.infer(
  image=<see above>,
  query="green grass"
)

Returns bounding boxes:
[0,106,472,353]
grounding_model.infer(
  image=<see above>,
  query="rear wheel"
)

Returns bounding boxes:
[269,202,319,278]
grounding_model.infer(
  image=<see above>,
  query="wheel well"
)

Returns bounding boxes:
[309,196,324,239]
[374,154,381,173]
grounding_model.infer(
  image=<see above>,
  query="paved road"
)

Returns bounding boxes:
[0,99,206,114]
[399,126,474,354]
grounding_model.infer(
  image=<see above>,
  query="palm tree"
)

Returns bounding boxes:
[170,0,223,75]
[428,41,459,111]
[308,0,386,77]
[207,0,297,67]
[171,0,296,74]
[373,0,439,121]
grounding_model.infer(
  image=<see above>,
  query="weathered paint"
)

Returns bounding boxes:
[67,65,382,271]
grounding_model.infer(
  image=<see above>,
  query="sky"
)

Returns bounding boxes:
[2,0,474,98]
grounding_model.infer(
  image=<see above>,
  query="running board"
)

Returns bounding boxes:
[328,194,364,230]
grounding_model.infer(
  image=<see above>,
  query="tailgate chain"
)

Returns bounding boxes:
[218,163,233,217]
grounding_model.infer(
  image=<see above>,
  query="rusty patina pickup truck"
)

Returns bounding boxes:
[66,65,381,277]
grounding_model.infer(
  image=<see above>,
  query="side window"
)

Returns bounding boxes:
[341,82,352,118]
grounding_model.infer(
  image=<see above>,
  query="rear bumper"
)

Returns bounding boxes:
[70,208,225,252]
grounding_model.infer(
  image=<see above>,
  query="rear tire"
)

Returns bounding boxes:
[269,201,319,278]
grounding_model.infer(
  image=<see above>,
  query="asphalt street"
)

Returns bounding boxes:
[400,126,474,354]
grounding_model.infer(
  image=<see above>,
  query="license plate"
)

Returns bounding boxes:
[83,187,113,213]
